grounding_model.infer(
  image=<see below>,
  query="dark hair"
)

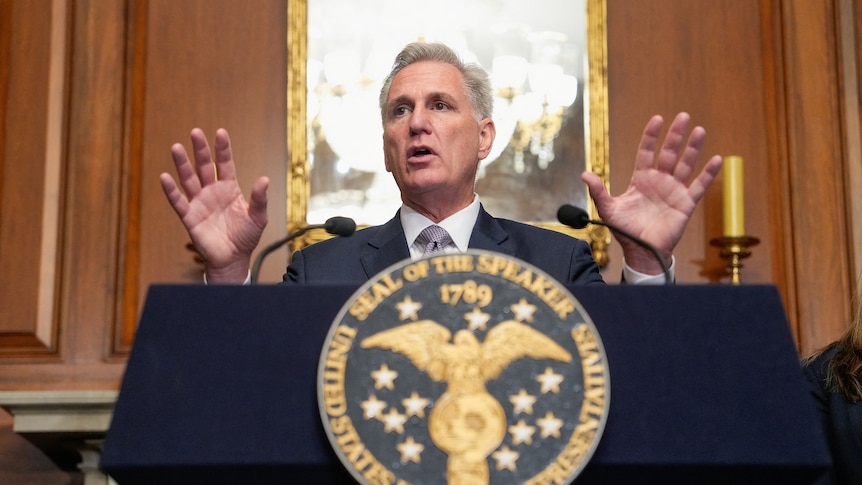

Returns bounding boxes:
[378,42,493,124]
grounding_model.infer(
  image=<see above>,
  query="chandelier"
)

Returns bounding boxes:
[489,31,579,174]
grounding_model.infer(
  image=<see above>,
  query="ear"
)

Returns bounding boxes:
[383,133,393,173]
[477,118,496,160]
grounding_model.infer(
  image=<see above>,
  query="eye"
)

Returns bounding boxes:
[433,101,449,110]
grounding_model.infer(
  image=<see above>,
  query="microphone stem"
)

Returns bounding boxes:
[250,236,289,284]
[250,225,318,284]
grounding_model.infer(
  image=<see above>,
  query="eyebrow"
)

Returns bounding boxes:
[387,92,459,112]
[387,95,413,111]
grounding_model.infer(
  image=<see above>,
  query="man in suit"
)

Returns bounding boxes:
[160,42,723,285]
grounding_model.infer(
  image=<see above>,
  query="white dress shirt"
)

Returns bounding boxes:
[401,195,481,259]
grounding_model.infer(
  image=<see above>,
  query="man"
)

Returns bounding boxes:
[160,42,723,285]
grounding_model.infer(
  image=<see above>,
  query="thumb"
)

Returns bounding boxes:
[248,176,270,228]
[581,171,612,214]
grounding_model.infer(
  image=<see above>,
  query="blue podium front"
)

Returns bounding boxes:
[101,284,829,484]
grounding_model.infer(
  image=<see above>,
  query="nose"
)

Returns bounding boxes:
[408,105,431,136]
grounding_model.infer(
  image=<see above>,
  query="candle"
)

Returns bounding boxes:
[722,156,745,236]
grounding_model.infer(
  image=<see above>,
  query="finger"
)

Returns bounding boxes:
[170,142,202,197]
[159,172,190,218]
[687,155,723,203]
[672,125,707,182]
[655,112,690,173]
[213,128,238,182]
[634,115,665,172]
[581,171,613,215]
[190,128,218,185]
[248,176,270,228]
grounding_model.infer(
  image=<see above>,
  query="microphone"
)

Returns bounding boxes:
[557,204,672,285]
[250,216,356,283]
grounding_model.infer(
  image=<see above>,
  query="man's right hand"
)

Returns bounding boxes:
[160,128,269,283]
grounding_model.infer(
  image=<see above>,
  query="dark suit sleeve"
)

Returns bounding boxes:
[803,356,832,454]
[281,250,305,284]
[564,238,605,285]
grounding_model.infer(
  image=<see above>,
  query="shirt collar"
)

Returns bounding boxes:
[401,194,481,254]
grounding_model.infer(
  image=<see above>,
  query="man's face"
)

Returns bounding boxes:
[382,61,495,208]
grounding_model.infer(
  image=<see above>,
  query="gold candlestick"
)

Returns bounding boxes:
[710,235,760,285]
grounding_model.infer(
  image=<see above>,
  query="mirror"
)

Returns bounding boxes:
[287,0,610,265]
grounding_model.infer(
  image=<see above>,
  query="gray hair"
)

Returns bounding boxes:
[378,42,494,124]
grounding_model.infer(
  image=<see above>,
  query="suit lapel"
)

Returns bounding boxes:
[468,206,515,256]
[359,213,411,278]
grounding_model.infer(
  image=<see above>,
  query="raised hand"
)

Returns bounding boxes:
[160,128,269,283]
[582,112,723,274]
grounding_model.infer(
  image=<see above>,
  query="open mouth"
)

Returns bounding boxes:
[410,147,433,158]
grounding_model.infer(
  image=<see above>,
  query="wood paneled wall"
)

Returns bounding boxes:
[0,0,859,478]
[1,0,288,390]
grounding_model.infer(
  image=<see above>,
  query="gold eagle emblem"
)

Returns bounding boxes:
[361,319,572,485]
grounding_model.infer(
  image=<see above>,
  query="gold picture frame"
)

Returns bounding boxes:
[286,0,610,266]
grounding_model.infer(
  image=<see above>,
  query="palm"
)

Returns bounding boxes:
[180,178,264,265]
[601,167,698,249]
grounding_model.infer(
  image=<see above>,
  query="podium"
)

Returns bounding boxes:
[101,284,830,484]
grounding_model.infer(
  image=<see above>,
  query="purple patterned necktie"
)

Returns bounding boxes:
[416,225,452,254]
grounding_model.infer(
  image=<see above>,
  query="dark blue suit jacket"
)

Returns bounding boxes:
[804,346,862,484]
[283,206,605,286]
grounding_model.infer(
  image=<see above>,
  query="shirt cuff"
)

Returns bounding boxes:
[622,256,675,285]
[203,270,252,285]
